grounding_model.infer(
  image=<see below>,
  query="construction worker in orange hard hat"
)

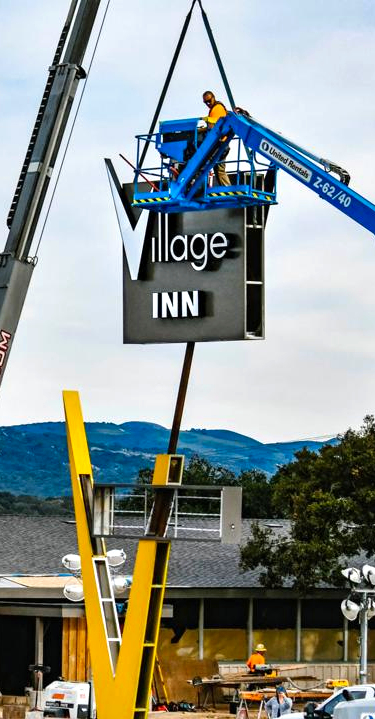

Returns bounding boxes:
[247,643,267,673]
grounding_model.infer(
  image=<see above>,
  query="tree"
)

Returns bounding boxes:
[240,415,375,593]
[183,453,236,486]
[134,454,269,516]
[238,469,274,518]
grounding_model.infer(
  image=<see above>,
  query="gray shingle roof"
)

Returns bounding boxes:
[0,515,290,589]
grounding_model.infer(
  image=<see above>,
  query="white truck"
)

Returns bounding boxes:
[282,685,375,719]
[333,697,375,719]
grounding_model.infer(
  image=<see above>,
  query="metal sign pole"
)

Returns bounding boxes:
[168,341,195,454]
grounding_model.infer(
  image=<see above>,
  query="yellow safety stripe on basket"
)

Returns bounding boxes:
[134,197,169,204]
[209,190,247,197]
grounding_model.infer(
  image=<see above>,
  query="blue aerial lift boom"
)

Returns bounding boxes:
[132,109,375,236]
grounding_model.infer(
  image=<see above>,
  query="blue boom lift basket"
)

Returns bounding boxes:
[132,116,278,213]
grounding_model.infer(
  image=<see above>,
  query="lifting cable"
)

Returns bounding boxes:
[139,0,238,170]
[35,0,111,257]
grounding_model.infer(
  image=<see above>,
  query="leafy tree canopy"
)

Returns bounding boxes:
[132,454,273,518]
[240,415,375,593]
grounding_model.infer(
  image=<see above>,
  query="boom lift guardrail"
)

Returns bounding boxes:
[132,110,375,236]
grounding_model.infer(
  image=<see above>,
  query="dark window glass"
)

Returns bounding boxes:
[161,599,200,642]
[204,599,248,628]
[43,618,63,683]
[254,599,296,629]
[0,616,35,694]
[302,600,343,629]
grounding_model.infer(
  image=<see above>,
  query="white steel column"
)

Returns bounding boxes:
[35,617,44,665]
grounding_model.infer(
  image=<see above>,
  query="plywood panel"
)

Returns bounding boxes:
[158,658,222,706]
[301,629,342,661]
[76,616,87,681]
[62,618,70,679]
[158,628,199,662]
[203,629,247,661]
[68,618,78,681]
[252,629,296,661]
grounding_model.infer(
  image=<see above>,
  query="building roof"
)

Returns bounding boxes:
[0,514,284,588]
[0,515,342,598]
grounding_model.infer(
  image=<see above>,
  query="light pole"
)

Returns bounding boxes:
[341,565,375,684]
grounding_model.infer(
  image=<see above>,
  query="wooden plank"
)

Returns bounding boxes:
[61,618,70,679]
[77,616,87,681]
[69,617,78,681]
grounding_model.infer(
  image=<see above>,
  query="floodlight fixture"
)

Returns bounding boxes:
[111,575,132,596]
[107,549,126,568]
[362,564,375,587]
[341,598,360,621]
[341,567,361,585]
[63,578,84,603]
[62,554,82,573]
[367,598,375,620]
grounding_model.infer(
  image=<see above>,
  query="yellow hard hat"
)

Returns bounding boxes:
[255,643,267,652]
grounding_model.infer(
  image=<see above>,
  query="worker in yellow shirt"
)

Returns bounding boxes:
[201,90,231,186]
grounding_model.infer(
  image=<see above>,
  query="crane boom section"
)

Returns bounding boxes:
[0,0,102,387]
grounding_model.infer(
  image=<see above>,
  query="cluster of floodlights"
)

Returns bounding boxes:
[341,565,375,621]
[62,550,133,603]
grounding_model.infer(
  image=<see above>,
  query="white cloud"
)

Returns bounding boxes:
[0,0,375,443]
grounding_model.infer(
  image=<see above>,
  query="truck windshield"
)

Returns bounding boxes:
[323,691,367,715]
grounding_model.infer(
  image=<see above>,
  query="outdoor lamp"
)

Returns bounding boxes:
[341,598,360,621]
[63,578,84,603]
[367,598,375,620]
[362,565,375,586]
[111,575,132,596]
[107,549,126,568]
[341,567,361,585]
[62,554,81,572]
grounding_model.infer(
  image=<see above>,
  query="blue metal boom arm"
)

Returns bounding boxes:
[226,111,375,235]
[140,110,375,235]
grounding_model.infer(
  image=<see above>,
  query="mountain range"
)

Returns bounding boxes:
[0,421,336,497]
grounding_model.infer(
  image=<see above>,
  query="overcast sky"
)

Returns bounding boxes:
[0,0,375,443]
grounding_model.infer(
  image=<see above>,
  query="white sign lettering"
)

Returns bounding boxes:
[152,231,228,271]
[152,290,202,319]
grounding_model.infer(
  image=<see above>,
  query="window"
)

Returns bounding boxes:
[323,690,367,716]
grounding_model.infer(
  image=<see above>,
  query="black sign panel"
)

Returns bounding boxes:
[105,163,266,344]
[124,208,252,343]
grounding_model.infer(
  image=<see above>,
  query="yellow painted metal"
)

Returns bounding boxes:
[63,391,113,704]
[63,390,171,719]
[116,540,170,716]
[153,453,184,485]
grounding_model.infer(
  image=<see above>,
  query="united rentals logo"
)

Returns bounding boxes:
[260,139,312,183]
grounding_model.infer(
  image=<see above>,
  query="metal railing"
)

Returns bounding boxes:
[92,483,242,544]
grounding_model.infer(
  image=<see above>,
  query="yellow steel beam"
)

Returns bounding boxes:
[63,390,171,719]
[63,392,114,706]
